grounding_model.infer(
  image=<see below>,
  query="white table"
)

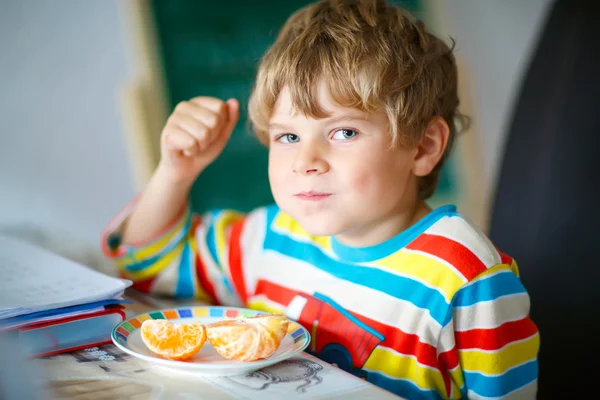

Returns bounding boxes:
[37,291,403,399]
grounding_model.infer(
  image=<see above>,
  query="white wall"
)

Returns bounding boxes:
[0,0,135,250]
[429,0,553,222]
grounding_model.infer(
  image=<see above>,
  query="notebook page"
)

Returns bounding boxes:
[0,235,131,318]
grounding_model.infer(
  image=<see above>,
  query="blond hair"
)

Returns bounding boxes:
[248,0,464,199]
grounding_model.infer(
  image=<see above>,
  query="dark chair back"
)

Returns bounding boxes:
[490,0,600,397]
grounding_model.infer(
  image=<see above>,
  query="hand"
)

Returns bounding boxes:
[158,96,240,184]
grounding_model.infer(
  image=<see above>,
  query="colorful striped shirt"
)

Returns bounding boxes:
[102,201,539,399]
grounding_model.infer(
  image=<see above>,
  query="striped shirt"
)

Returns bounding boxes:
[102,201,539,399]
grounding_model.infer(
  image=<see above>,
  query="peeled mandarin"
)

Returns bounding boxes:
[140,319,207,361]
[206,314,289,362]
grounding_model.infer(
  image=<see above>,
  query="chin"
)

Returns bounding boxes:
[290,212,345,237]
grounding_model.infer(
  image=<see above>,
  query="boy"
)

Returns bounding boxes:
[102,1,539,398]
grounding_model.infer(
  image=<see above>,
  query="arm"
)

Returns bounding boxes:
[101,200,249,306]
[438,262,540,399]
[122,96,239,245]
[101,96,244,304]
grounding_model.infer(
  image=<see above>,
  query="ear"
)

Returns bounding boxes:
[412,117,450,177]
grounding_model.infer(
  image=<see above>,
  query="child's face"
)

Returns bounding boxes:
[267,84,420,245]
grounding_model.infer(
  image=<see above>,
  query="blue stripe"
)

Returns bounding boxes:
[178,308,192,318]
[291,329,304,339]
[115,332,127,345]
[464,360,538,398]
[175,241,195,298]
[454,271,526,307]
[314,293,385,341]
[264,204,280,224]
[204,211,236,300]
[367,371,445,400]
[124,217,191,272]
[264,209,450,325]
[205,216,219,267]
[331,205,458,263]
[209,308,224,317]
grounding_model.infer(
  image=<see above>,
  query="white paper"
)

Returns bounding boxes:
[0,235,131,319]
[202,354,374,400]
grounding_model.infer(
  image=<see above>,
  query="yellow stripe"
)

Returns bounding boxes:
[460,333,540,375]
[111,209,188,263]
[121,208,190,261]
[449,366,465,397]
[118,241,184,281]
[510,259,520,277]
[137,314,150,322]
[374,250,465,302]
[214,210,244,266]
[449,379,462,399]
[136,209,189,259]
[247,299,285,315]
[469,263,513,283]
[115,254,135,268]
[364,347,446,393]
[273,212,332,252]
[192,308,209,317]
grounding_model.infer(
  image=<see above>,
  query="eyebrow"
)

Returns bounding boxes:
[268,114,371,131]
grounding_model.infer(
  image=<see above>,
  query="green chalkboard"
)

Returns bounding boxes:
[149,0,429,214]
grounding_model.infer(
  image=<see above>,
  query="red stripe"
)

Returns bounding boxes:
[117,326,129,337]
[255,279,297,305]
[193,216,218,304]
[132,277,156,293]
[407,234,488,280]
[438,348,460,371]
[442,369,452,397]
[228,217,248,305]
[196,253,218,303]
[498,251,513,266]
[455,317,539,351]
[253,279,440,368]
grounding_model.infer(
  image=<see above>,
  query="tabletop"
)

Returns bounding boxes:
[35,290,402,399]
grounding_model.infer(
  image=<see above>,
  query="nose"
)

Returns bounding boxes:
[292,140,329,175]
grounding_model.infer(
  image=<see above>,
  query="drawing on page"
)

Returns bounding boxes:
[43,345,150,375]
[226,358,324,393]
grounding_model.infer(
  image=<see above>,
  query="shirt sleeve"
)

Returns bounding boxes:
[100,197,255,307]
[438,260,540,399]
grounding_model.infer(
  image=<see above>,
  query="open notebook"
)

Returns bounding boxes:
[0,235,131,319]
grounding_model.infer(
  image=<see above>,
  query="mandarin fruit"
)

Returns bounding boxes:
[206,314,289,362]
[140,319,207,361]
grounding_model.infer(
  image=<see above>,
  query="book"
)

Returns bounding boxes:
[0,235,132,357]
[13,305,127,357]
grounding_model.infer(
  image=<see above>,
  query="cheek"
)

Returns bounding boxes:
[268,150,289,193]
[345,153,409,201]
[350,169,375,193]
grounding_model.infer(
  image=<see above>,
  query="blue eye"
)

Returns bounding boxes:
[331,129,359,140]
[277,134,300,143]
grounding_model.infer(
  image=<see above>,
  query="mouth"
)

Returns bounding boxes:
[293,191,333,201]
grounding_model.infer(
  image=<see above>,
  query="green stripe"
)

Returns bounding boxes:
[121,322,135,332]
[149,312,165,320]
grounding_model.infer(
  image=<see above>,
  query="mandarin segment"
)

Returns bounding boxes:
[140,319,207,361]
[206,313,289,362]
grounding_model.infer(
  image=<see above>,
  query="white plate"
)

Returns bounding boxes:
[111,306,310,377]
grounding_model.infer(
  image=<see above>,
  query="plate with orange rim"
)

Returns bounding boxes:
[111,306,311,377]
